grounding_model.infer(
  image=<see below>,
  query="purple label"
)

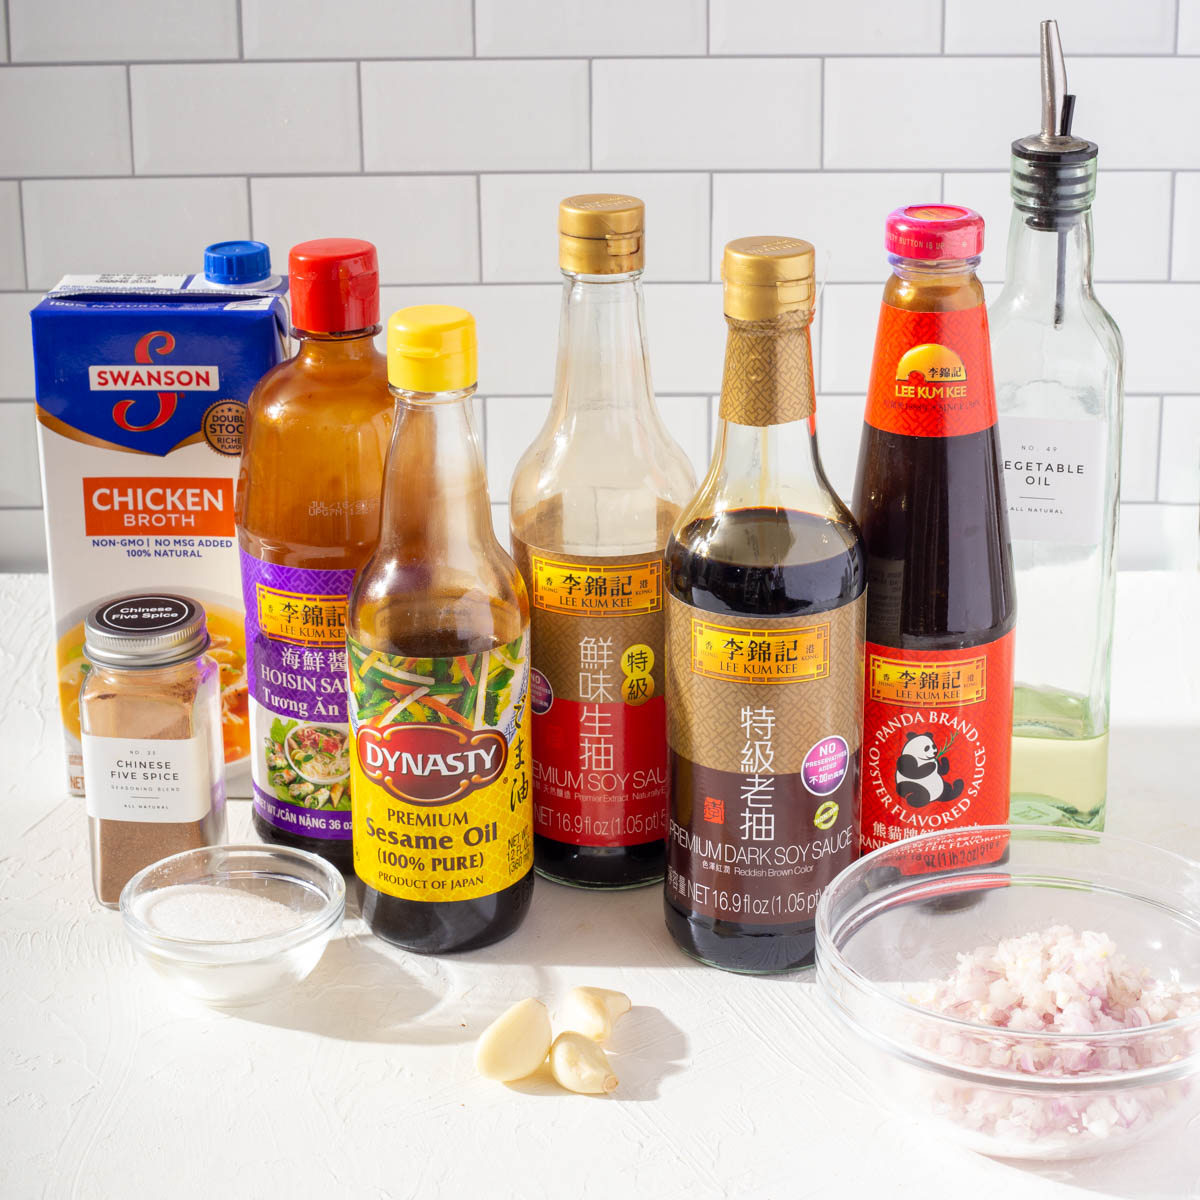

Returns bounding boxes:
[802,735,849,797]
[239,549,356,839]
[530,668,553,715]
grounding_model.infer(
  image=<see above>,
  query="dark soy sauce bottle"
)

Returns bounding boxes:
[664,237,866,974]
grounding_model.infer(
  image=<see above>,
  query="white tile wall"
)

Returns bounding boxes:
[1159,397,1200,504]
[131,64,361,175]
[1181,1,1200,52]
[476,0,706,57]
[23,177,250,289]
[0,67,131,177]
[9,0,240,62]
[252,176,479,284]
[2,1,1196,573]
[710,0,942,55]
[944,0,1178,54]
[1120,397,1162,503]
[242,0,472,59]
[0,183,25,289]
[362,61,589,172]
[592,59,821,170]
[1173,174,1200,281]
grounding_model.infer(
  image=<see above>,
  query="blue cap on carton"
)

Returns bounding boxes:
[204,240,272,286]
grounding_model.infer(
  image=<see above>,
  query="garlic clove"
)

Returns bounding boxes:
[475,997,553,1082]
[559,985,632,1043]
[548,1031,619,1094]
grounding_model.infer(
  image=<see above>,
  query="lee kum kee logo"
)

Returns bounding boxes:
[894,343,967,401]
[357,724,507,805]
[91,331,221,433]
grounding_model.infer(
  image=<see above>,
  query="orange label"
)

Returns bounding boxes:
[82,476,234,536]
[689,618,829,685]
[869,653,987,707]
[530,554,661,617]
[859,631,1014,856]
[865,303,997,439]
[255,585,348,646]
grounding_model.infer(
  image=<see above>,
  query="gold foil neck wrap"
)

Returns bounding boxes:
[718,310,815,427]
[722,235,815,320]
[559,193,644,274]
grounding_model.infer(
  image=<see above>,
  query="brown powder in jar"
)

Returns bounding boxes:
[85,671,218,906]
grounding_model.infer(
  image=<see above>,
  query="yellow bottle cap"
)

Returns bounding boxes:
[558,194,644,274]
[387,304,478,393]
[722,236,816,321]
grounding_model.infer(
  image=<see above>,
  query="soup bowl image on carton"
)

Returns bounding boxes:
[32,269,289,798]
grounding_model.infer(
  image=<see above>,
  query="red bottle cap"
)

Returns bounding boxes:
[288,238,380,333]
[884,205,984,261]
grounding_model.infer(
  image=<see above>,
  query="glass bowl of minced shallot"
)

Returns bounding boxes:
[815,826,1200,1160]
[120,844,344,1006]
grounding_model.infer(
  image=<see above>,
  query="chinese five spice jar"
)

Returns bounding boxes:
[80,595,227,907]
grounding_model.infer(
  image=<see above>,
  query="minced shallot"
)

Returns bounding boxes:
[904,925,1200,1150]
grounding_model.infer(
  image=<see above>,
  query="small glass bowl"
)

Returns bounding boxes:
[816,826,1200,1161]
[120,844,345,1007]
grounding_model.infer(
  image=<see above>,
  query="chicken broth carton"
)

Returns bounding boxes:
[32,272,289,796]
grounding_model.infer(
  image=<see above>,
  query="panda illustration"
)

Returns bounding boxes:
[894,731,965,808]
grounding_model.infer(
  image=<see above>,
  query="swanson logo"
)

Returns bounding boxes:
[92,331,221,433]
[356,723,508,806]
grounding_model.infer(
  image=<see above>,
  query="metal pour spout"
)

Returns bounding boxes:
[1040,21,1066,138]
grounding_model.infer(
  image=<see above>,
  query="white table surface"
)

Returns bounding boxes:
[3,570,1198,1200]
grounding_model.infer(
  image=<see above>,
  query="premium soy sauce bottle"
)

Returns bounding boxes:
[665,237,866,974]
[853,207,1016,860]
[510,194,696,889]
[347,306,534,953]
[237,239,392,871]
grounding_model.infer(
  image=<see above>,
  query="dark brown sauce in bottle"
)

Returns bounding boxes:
[852,208,1015,887]
[665,506,865,972]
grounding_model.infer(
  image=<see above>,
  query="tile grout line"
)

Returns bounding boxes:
[2,53,1197,65]
[705,0,711,55]
[707,172,714,282]
[235,0,244,58]
[1152,396,1165,501]
[124,64,135,174]
[2,0,9,61]
[475,174,483,282]
[245,176,254,238]
[940,0,946,54]
[587,59,593,171]
[818,57,825,169]
[1166,170,1177,280]
[1176,0,1182,53]
[470,0,477,57]
[15,178,27,291]
[356,61,365,172]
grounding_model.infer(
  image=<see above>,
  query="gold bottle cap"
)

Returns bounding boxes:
[722,236,816,321]
[558,194,644,275]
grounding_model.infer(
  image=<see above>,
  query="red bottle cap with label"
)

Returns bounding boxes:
[288,238,380,333]
[885,205,984,262]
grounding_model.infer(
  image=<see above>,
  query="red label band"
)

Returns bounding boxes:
[864,303,998,439]
[532,695,668,847]
[859,631,1014,856]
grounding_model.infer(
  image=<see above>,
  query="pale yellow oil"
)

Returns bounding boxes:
[1009,686,1108,830]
